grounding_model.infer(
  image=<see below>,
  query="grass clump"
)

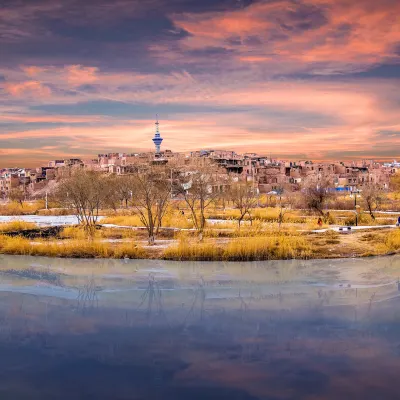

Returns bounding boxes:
[320,229,341,245]
[101,214,142,226]
[163,233,313,261]
[163,239,222,261]
[0,201,45,216]
[223,236,313,261]
[0,235,147,259]
[385,230,400,252]
[102,208,193,229]
[0,220,38,233]
[37,208,72,216]
[207,208,307,224]
[60,226,137,240]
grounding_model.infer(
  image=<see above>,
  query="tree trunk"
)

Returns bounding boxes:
[238,216,243,230]
[368,205,375,220]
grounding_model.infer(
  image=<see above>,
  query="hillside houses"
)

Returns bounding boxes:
[0,150,397,199]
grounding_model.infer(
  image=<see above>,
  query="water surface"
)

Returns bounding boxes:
[0,255,400,399]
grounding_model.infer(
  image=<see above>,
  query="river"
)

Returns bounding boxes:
[0,254,400,399]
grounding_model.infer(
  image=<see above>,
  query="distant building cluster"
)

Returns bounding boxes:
[0,119,399,198]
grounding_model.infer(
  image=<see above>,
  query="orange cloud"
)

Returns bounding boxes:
[23,66,45,77]
[168,0,400,71]
[65,65,99,87]
[5,80,51,97]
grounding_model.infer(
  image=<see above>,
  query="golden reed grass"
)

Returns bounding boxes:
[0,235,147,259]
[101,207,193,229]
[386,229,400,251]
[0,201,44,216]
[163,234,313,261]
[60,226,137,240]
[0,220,38,232]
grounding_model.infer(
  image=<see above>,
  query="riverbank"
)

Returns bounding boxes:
[0,223,399,261]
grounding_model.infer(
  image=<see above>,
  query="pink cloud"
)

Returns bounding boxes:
[5,80,52,97]
[0,114,107,124]
[167,0,400,72]
[64,65,99,87]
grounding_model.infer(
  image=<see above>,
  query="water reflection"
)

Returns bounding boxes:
[0,255,400,399]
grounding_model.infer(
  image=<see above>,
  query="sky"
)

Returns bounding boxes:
[1,0,400,167]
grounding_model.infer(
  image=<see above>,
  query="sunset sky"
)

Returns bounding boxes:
[1,0,400,167]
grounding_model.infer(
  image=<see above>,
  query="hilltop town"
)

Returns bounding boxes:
[1,121,399,199]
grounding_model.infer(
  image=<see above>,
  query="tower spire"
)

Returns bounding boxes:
[152,114,163,154]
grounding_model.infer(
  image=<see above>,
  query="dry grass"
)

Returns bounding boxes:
[0,201,45,216]
[37,208,72,216]
[101,214,142,226]
[206,207,307,224]
[0,235,147,259]
[60,226,137,240]
[0,220,38,232]
[305,220,330,230]
[163,232,313,261]
[163,239,222,261]
[223,236,313,261]
[342,213,395,226]
[385,229,400,251]
[101,208,193,229]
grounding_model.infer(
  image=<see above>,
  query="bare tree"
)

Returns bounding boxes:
[229,181,258,229]
[130,167,170,244]
[275,185,293,228]
[58,169,105,237]
[102,175,121,212]
[115,175,134,208]
[175,163,220,240]
[8,188,25,206]
[362,184,384,220]
[103,175,133,211]
[302,179,332,217]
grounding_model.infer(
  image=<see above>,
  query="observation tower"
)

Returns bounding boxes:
[152,116,163,153]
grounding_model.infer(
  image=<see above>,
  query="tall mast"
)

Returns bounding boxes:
[152,114,163,153]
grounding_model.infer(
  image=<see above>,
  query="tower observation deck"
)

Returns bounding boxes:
[152,116,163,153]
